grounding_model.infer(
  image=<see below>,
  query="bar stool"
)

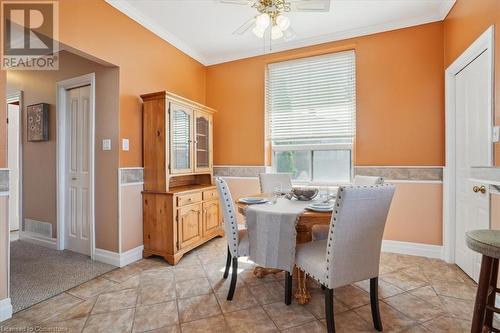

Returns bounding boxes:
[466,230,500,333]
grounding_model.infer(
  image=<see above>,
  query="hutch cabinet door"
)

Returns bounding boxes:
[202,200,219,236]
[177,203,202,249]
[170,102,194,174]
[194,110,212,173]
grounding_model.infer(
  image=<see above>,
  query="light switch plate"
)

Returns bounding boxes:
[102,139,111,151]
[493,126,500,143]
[122,138,129,151]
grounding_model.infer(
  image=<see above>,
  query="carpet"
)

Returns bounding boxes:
[10,240,115,313]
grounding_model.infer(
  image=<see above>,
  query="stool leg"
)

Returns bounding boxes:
[471,255,494,333]
[485,258,499,329]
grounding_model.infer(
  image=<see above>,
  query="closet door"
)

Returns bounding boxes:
[194,110,212,173]
[170,102,193,174]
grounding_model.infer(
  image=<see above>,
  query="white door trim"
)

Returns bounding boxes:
[56,73,96,259]
[443,26,495,263]
[6,91,23,236]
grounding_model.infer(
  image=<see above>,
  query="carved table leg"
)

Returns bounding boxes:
[294,266,311,305]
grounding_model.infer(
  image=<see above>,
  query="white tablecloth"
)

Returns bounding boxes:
[245,198,312,272]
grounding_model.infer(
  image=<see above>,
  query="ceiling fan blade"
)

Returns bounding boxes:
[290,0,331,12]
[215,0,255,5]
[233,16,256,35]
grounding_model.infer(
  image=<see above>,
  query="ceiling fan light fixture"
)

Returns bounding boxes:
[252,25,266,38]
[271,25,284,40]
[276,15,290,31]
[255,12,270,29]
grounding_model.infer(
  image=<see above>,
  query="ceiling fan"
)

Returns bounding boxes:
[218,0,331,41]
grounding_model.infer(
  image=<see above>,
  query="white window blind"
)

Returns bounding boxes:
[266,50,356,145]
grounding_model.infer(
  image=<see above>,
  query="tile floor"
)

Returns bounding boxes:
[0,237,480,332]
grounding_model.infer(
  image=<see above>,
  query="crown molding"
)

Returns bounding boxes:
[105,0,208,65]
[106,0,455,66]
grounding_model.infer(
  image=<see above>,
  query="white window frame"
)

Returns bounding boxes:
[266,51,356,186]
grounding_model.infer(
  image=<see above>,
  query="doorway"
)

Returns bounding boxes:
[444,26,494,281]
[7,92,22,241]
[56,73,96,257]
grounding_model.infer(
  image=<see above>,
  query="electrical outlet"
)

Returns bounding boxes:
[102,139,111,151]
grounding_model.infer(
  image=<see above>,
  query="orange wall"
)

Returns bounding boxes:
[206,22,445,166]
[57,0,206,167]
[444,0,500,166]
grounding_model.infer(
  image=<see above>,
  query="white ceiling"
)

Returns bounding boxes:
[106,0,455,66]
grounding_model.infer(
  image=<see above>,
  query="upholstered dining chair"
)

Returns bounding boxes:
[215,177,249,301]
[288,185,395,333]
[259,173,293,194]
[311,175,385,241]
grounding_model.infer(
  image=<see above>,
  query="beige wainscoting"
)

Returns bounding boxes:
[221,175,443,246]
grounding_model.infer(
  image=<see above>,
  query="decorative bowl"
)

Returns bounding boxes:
[291,187,319,201]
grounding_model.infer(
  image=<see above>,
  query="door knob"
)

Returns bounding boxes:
[473,185,486,194]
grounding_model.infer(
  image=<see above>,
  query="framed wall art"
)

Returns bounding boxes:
[27,103,49,142]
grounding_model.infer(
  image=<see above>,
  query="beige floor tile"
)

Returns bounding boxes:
[333,285,370,309]
[422,315,471,332]
[44,297,96,322]
[439,295,475,321]
[381,268,428,292]
[240,269,279,286]
[180,315,230,333]
[207,269,246,293]
[281,320,326,333]
[67,277,118,300]
[247,281,285,305]
[103,265,143,283]
[303,290,349,320]
[430,278,477,300]
[328,310,374,332]
[173,265,206,282]
[216,287,259,313]
[83,308,135,333]
[44,317,88,333]
[145,325,180,333]
[224,306,278,332]
[354,301,416,332]
[263,301,316,330]
[104,274,140,294]
[138,278,176,306]
[175,253,202,268]
[140,268,174,285]
[355,279,405,299]
[16,293,83,323]
[384,293,445,323]
[177,294,222,323]
[128,258,171,271]
[403,325,431,332]
[133,301,178,332]
[175,277,212,299]
[91,288,137,314]
[408,286,442,307]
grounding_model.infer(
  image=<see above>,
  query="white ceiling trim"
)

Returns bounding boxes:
[106,0,455,66]
[106,0,208,65]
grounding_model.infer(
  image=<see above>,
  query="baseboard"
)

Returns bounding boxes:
[19,231,57,250]
[382,240,443,259]
[94,245,143,268]
[0,298,12,322]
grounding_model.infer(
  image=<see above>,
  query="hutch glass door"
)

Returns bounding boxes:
[170,103,193,174]
[195,111,211,172]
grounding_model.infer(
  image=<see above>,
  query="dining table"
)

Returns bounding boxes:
[236,193,332,305]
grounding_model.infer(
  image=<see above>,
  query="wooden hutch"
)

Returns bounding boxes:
[141,91,223,265]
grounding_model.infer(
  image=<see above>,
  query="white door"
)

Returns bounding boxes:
[7,103,20,232]
[454,51,492,282]
[65,85,91,255]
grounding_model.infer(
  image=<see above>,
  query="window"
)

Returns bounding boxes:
[266,50,356,184]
